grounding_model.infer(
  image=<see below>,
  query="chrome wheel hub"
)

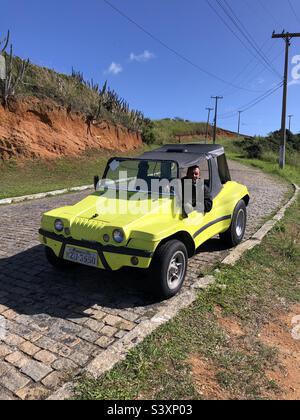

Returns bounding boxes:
[167,251,186,290]
[236,209,245,238]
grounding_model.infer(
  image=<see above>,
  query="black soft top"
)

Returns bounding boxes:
[139,144,225,169]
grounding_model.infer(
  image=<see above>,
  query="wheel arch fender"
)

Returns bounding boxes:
[156,231,195,258]
[242,194,250,207]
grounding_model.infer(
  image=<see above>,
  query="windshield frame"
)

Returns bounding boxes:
[99,157,180,197]
[102,157,180,180]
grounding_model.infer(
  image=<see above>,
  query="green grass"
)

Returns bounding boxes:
[216,137,300,186]
[152,119,208,144]
[0,146,155,199]
[74,156,300,401]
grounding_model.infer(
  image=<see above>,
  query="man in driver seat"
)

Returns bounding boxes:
[183,166,213,213]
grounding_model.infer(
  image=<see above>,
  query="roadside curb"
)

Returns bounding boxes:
[0,185,93,206]
[47,183,299,400]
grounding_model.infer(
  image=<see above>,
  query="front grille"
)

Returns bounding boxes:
[70,217,104,242]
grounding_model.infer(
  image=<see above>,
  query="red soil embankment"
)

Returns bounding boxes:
[0,98,142,160]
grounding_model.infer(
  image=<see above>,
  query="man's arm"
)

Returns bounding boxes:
[204,185,213,213]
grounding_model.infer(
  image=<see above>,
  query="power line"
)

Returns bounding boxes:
[207,0,279,85]
[257,0,283,28]
[221,42,283,97]
[206,0,271,81]
[219,82,283,119]
[215,0,282,79]
[287,0,300,25]
[102,0,265,93]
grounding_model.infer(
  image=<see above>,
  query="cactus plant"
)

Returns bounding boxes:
[1,44,29,107]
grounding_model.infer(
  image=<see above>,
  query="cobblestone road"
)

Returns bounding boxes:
[0,161,290,399]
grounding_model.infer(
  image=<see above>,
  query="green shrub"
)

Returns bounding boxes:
[239,138,263,159]
[141,119,156,145]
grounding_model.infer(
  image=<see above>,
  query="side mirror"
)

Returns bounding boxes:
[94,175,100,191]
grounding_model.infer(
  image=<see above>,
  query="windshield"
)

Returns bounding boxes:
[100,159,179,194]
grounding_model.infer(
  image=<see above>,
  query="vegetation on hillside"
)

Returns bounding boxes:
[0,30,150,136]
[152,118,208,144]
[237,130,300,167]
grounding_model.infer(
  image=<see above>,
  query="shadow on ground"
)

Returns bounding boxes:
[0,238,228,321]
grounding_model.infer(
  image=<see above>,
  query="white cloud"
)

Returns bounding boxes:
[129,50,155,62]
[105,62,123,75]
[288,79,300,87]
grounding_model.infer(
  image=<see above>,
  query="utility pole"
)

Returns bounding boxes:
[272,31,300,169]
[205,107,214,143]
[211,96,223,144]
[237,111,242,139]
[288,114,293,132]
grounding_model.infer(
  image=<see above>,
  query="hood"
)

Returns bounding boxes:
[49,192,180,242]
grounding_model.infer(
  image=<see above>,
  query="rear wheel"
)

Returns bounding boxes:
[150,240,188,299]
[45,247,71,270]
[220,200,247,247]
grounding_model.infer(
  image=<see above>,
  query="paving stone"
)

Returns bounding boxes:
[103,315,124,327]
[95,336,115,349]
[3,333,25,347]
[114,330,127,339]
[68,351,90,367]
[0,344,13,358]
[0,367,30,393]
[84,319,105,333]
[52,358,78,372]
[5,351,29,369]
[0,361,12,378]
[118,311,140,322]
[15,384,49,400]
[62,336,81,348]
[77,328,99,343]
[35,337,71,358]
[41,371,64,390]
[117,320,136,331]
[72,341,99,356]
[0,386,16,400]
[23,331,44,343]
[19,341,40,356]
[2,309,18,321]
[21,360,53,383]
[34,350,57,365]
[91,310,106,321]
[101,325,118,338]
[0,305,8,314]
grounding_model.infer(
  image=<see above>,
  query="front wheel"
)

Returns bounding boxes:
[220,200,247,248]
[150,240,188,299]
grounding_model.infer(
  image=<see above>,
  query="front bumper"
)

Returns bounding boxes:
[39,229,154,271]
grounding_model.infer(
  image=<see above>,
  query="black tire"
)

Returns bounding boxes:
[220,200,247,248]
[150,240,188,299]
[45,246,71,270]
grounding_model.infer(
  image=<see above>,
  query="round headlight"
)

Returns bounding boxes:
[113,229,124,244]
[54,219,64,232]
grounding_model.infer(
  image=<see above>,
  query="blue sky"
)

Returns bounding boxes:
[1,0,300,135]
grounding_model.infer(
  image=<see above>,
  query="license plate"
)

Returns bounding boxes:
[64,246,98,267]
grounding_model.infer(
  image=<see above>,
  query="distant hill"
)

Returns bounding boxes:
[152,118,246,144]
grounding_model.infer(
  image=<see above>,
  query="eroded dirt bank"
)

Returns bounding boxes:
[0,98,142,160]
